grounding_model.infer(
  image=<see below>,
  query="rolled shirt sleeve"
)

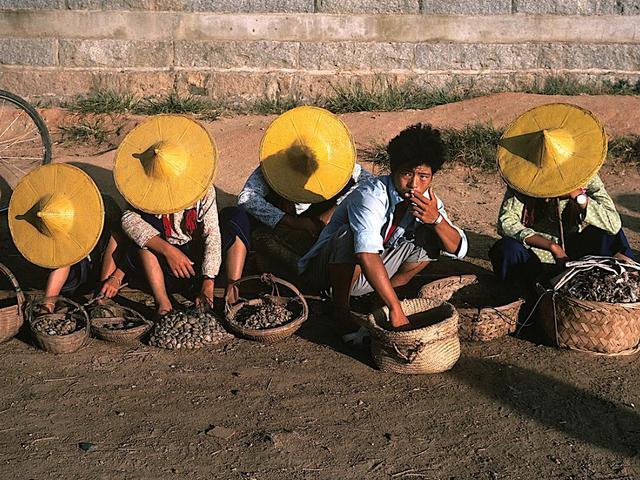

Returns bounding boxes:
[437,199,468,259]
[121,209,161,248]
[237,167,286,229]
[582,175,622,235]
[497,190,537,247]
[347,186,388,254]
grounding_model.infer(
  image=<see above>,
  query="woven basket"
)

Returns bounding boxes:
[0,262,25,343]
[419,275,524,342]
[538,288,640,355]
[225,274,308,343]
[28,297,90,354]
[357,298,460,374]
[90,305,152,344]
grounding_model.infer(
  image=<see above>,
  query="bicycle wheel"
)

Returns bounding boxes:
[0,89,52,212]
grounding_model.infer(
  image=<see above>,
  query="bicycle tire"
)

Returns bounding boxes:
[0,89,52,211]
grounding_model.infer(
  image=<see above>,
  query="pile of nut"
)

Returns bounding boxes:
[561,269,640,303]
[102,319,145,330]
[232,296,302,330]
[32,315,80,336]
[149,309,232,350]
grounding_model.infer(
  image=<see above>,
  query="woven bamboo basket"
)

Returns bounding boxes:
[357,298,460,374]
[28,297,90,354]
[90,305,153,344]
[0,262,25,343]
[225,274,308,344]
[538,288,640,355]
[419,275,524,342]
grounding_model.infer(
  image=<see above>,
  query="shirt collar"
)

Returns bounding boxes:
[381,175,404,207]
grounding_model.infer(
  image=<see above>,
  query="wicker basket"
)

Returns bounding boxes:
[225,274,308,343]
[538,287,640,355]
[0,262,25,343]
[357,298,460,374]
[419,275,524,342]
[90,305,153,344]
[28,297,90,354]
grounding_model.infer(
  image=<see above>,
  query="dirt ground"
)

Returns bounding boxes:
[1,93,639,480]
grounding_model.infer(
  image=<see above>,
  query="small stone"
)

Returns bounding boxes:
[205,425,235,440]
[78,441,95,452]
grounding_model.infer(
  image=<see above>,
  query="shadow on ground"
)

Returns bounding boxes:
[452,356,640,459]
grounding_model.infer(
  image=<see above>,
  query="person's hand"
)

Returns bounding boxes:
[164,245,195,278]
[389,306,410,329]
[196,278,215,307]
[100,276,121,299]
[408,187,441,224]
[550,243,569,267]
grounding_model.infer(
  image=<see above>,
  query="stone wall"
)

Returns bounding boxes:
[0,1,639,102]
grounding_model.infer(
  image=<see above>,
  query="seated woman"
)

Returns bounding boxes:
[299,123,468,330]
[45,195,128,309]
[237,106,373,275]
[114,115,248,315]
[7,164,127,313]
[121,185,249,314]
[489,103,634,287]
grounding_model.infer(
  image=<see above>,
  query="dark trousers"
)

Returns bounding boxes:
[489,227,634,283]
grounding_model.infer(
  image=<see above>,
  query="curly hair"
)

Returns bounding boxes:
[386,123,446,174]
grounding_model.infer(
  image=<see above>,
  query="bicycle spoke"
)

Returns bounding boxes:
[0,108,25,140]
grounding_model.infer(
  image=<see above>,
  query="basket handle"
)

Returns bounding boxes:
[392,340,428,364]
[225,274,304,314]
[0,262,25,311]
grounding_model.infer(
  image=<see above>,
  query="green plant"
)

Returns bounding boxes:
[608,135,640,164]
[135,91,220,118]
[68,89,138,114]
[321,79,479,114]
[59,118,113,144]
[246,96,304,115]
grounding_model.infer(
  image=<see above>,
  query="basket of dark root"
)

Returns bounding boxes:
[354,298,460,374]
[538,262,640,355]
[27,297,90,354]
[0,262,25,343]
[419,274,524,342]
[90,304,153,344]
[225,274,308,343]
[148,306,233,350]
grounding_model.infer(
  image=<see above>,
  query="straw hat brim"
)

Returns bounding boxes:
[260,106,356,204]
[8,164,104,269]
[497,103,607,198]
[114,115,218,214]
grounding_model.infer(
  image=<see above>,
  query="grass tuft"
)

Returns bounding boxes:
[609,135,640,164]
[244,96,305,115]
[59,118,113,144]
[134,91,220,118]
[527,76,640,96]
[322,80,478,114]
[442,124,502,171]
[69,89,138,114]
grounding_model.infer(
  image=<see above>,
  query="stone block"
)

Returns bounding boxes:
[514,0,618,15]
[59,39,173,67]
[66,0,314,12]
[415,43,540,71]
[0,38,56,66]
[175,40,298,69]
[618,0,640,14]
[422,0,512,15]
[316,0,419,14]
[0,0,64,9]
[66,1,184,9]
[539,43,640,70]
[299,42,414,71]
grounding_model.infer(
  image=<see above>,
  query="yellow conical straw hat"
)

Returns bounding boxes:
[8,164,104,269]
[114,115,218,214]
[497,103,607,198]
[259,106,356,204]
